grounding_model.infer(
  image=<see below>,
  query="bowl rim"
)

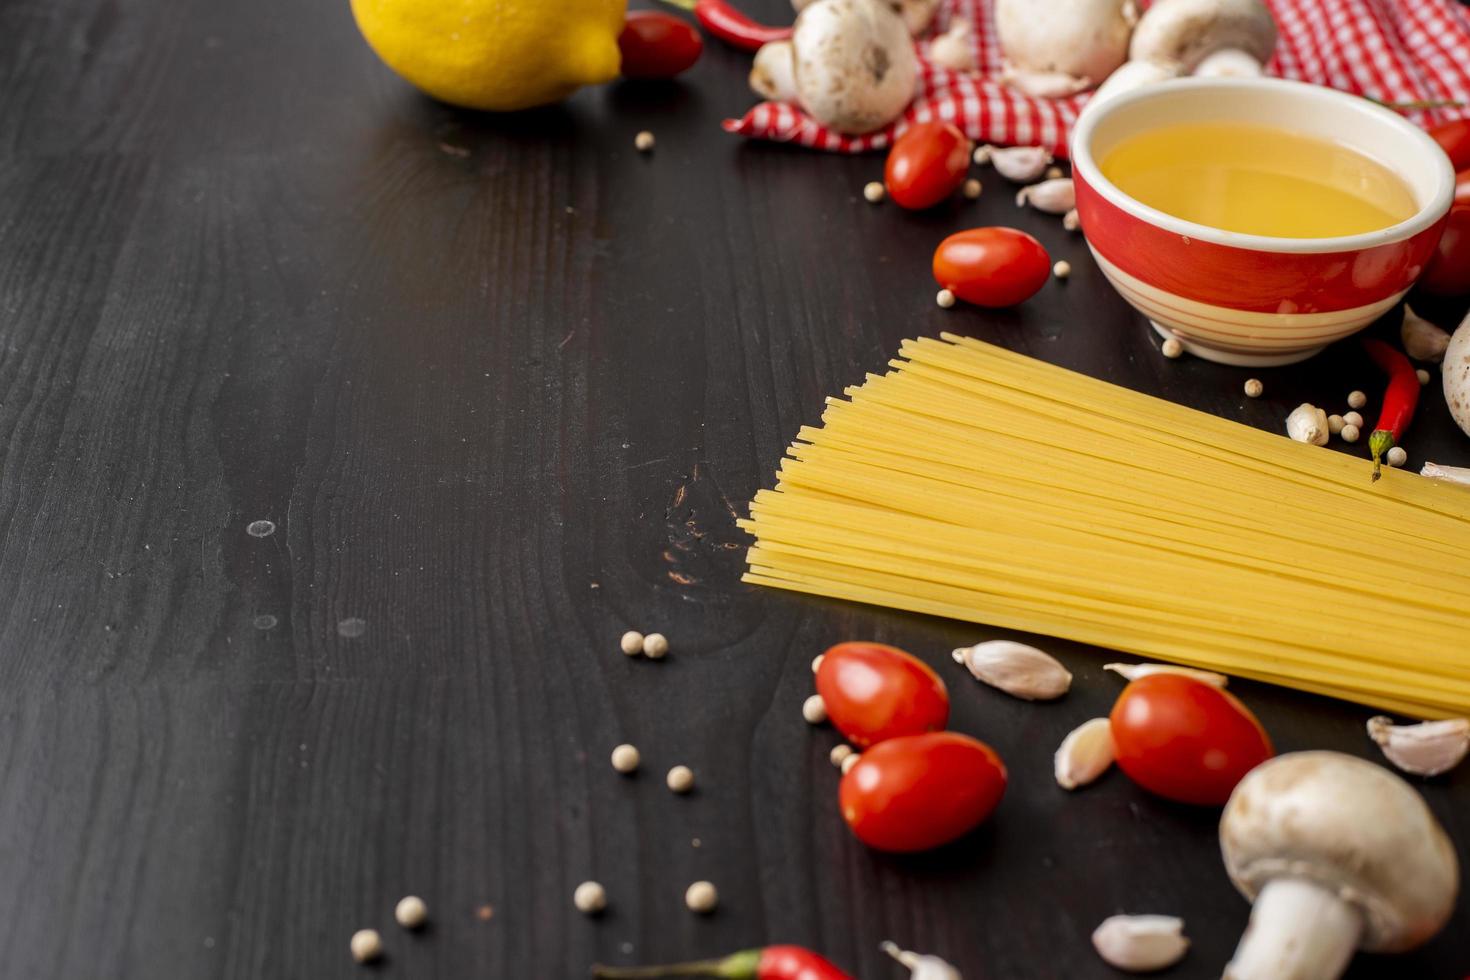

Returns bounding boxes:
[1069,76,1455,255]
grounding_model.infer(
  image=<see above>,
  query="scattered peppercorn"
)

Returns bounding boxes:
[643,633,669,659]
[1340,423,1361,443]
[611,744,641,774]
[936,289,956,309]
[350,929,383,964]
[634,131,655,152]
[1343,411,1364,429]
[574,881,608,915]
[1161,338,1183,359]
[963,178,983,199]
[395,896,428,930]
[841,752,860,774]
[685,881,718,914]
[1387,446,1408,467]
[1244,378,1263,398]
[863,181,885,203]
[666,765,695,794]
[620,631,644,656]
[1347,390,1367,409]
[802,694,828,724]
[830,744,854,767]
[1052,260,1071,280]
[1417,368,1431,385]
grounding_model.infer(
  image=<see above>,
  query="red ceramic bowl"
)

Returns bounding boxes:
[1071,78,1455,366]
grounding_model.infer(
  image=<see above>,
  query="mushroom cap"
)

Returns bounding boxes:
[792,0,918,135]
[1129,0,1277,73]
[1220,752,1459,954]
[996,0,1135,87]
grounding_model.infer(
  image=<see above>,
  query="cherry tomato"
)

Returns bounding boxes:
[932,227,1051,307]
[884,121,973,210]
[840,732,1007,852]
[1429,118,1470,171]
[618,11,703,79]
[1109,674,1273,807]
[815,642,949,748]
[1421,203,1470,296]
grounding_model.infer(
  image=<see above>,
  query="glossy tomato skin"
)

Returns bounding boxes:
[815,642,949,748]
[1110,674,1273,806]
[840,732,1007,852]
[1430,119,1470,171]
[618,11,703,79]
[1421,203,1470,296]
[932,227,1051,307]
[884,121,973,210]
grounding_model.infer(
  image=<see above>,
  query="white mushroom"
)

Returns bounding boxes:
[794,0,939,36]
[1088,0,1277,107]
[1219,752,1459,980]
[750,40,798,101]
[1401,306,1450,362]
[768,0,919,134]
[927,19,977,72]
[996,0,1138,98]
[1441,310,1470,438]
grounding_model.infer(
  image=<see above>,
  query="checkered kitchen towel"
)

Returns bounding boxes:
[723,0,1470,157]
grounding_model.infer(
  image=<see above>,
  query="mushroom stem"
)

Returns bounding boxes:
[1225,879,1362,980]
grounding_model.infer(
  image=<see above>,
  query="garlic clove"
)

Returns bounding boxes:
[982,144,1053,182]
[1104,662,1228,687]
[1421,461,1470,486]
[1062,208,1080,231]
[880,941,961,980]
[1367,715,1470,777]
[1401,306,1450,363]
[1055,717,1114,790]
[1092,915,1190,973]
[1285,403,1329,446]
[1015,178,1075,214]
[952,640,1072,700]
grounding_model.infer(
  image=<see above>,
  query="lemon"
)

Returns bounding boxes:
[351,0,628,112]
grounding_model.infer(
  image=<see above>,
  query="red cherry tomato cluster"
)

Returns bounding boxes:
[812,642,1006,852]
[884,121,973,210]
[618,11,703,79]
[933,227,1051,307]
[1109,674,1273,806]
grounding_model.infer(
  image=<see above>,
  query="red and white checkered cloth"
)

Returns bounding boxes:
[723,0,1470,157]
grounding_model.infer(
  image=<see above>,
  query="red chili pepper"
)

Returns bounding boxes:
[659,0,792,52]
[593,945,853,980]
[1362,338,1420,481]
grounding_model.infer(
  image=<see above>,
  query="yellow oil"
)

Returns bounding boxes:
[1099,122,1417,238]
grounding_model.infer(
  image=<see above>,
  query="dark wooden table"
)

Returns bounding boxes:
[1,0,1466,976]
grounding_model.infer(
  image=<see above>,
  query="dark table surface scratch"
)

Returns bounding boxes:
[0,0,1466,977]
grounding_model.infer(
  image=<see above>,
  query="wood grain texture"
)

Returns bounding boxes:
[0,0,1466,976]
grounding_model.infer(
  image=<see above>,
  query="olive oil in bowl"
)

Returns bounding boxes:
[1099,122,1417,238]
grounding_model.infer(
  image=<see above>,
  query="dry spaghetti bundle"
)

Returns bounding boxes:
[741,334,1470,719]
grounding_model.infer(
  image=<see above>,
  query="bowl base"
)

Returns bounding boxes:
[1150,322,1324,367]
